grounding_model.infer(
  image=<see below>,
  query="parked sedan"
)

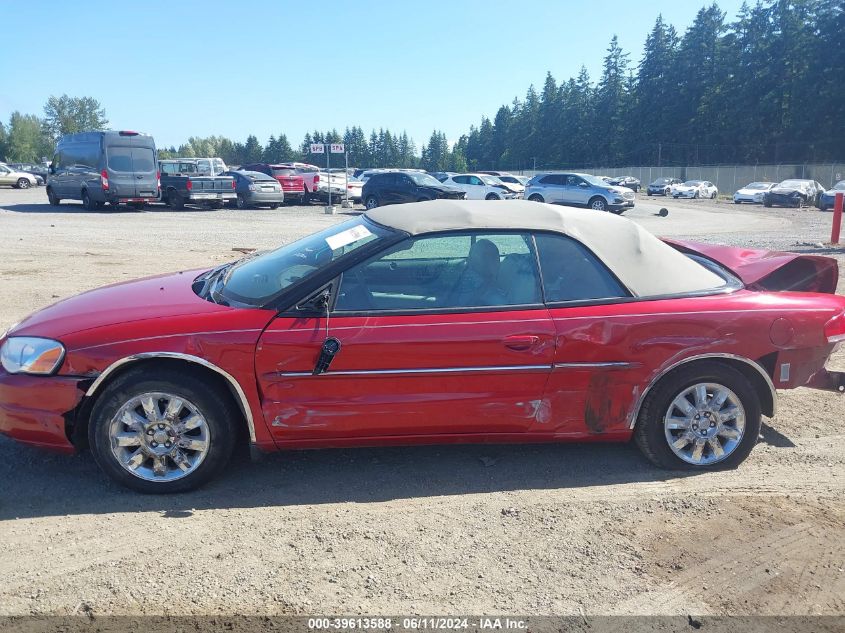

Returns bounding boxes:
[817,181,845,211]
[733,182,776,204]
[609,176,641,192]
[495,174,528,194]
[646,177,683,196]
[223,170,283,209]
[3,200,844,492]
[0,163,38,189]
[8,163,48,185]
[672,180,718,199]
[524,172,635,213]
[440,173,518,200]
[763,179,826,208]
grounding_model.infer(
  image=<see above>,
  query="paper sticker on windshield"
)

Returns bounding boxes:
[325,225,372,250]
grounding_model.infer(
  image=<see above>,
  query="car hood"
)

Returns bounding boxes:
[9,269,233,340]
[770,186,808,195]
[736,188,764,195]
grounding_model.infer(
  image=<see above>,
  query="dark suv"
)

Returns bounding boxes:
[362,171,465,209]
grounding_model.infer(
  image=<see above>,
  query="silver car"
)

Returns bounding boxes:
[524,172,636,213]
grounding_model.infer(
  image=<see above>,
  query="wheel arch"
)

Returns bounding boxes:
[629,353,776,430]
[74,353,256,446]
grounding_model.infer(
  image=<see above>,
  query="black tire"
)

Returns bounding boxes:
[364,195,379,210]
[528,194,544,203]
[693,191,699,199]
[764,200,772,207]
[46,187,60,206]
[733,199,740,204]
[235,194,247,209]
[270,203,280,209]
[88,367,239,493]
[302,189,312,204]
[647,191,652,197]
[168,190,185,210]
[634,361,761,471]
[485,193,499,200]
[130,202,146,210]
[16,178,31,189]
[82,189,98,211]
[711,192,717,199]
[588,196,608,212]
[209,201,224,209]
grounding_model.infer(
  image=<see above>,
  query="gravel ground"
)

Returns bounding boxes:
[0,187,843,617]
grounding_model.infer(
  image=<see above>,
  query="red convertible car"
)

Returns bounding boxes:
[1,200,844,492]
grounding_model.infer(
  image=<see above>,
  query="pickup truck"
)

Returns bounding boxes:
[159,159,236,209]
[275,162,322,202]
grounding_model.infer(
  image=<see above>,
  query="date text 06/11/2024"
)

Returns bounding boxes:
[307,618,528,630]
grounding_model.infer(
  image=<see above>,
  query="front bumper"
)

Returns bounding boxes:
[734,193,762,203]
[672,190,698,198]
[0,370,83,452]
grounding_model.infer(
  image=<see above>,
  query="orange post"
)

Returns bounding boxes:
[832,192,844,245]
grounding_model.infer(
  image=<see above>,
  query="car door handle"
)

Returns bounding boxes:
[503,335,540,351]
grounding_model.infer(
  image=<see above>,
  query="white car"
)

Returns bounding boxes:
[733,182,775,204]
[345,177,363,202]
[440,173,518,200]
[671,180,718,199]
[0,163,38,189]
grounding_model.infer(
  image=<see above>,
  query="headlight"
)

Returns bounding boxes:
[0,337,65,375]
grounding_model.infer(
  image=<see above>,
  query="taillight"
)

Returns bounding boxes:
[825,311,845,343]
[314,174,320,183]
[100,170,109,191]
[186,180,193,191]
[231,179,236,189]
[156,170,161,192]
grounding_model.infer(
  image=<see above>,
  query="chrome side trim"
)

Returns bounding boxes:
[278,364,551,378]
[628,353,777,430]
[85,352,257,443]
[554,362,639,369]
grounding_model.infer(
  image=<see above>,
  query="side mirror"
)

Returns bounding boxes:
[296,287,332,314]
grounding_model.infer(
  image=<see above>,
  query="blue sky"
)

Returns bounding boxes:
[0,0,746,150]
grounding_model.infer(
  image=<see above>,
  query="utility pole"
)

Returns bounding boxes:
[657,143,662,168]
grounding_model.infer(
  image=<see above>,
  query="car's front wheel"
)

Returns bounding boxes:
[634,361,761,470]
[364,195,379,210]
[16,178,31,189]
[589,196,608,211]
[46,187,60,206]
[89,367,238,493]
[528,194,544,203]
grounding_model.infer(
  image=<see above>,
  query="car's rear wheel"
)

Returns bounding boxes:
[711,191,717,199]
[634,361,761,470]
[82,189,99,211]
[270,203,280,209]
[47,187,60,206]
[168,190,185,210]
[528,194,544,203]
[589,196,608,211]
[485,193,499,200]
[16,178,30,189]
[235,194,247,209]
[693,191,700,199]
[365,195,379,210]
[89,368,238,493]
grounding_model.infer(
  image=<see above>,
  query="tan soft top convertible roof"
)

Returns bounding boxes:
[364,200,724,297]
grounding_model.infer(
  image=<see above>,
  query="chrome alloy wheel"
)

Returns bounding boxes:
[109,392,210,482]
[663,382,746,465]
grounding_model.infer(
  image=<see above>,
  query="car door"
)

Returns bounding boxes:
[539,174,566,203]
[254,231,556,442]
[0,165,13,186]
[532,232,642,436]
[450,175,475,198]
[566,175,592,205]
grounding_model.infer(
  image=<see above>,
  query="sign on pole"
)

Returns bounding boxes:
[330,143,345,153]
[310,143,325,154]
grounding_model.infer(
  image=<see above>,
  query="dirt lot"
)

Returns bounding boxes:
[0,187,843,617]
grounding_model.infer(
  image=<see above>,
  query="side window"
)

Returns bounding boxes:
[160,162,175,175]
[452,175,468,184]
[78,143,98,168]
[535,233,629,303]
[334,232,542,312]
[469,176,483,186]
[539,175,560,185]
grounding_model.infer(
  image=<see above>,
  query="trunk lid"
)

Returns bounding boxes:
[665,239,839,294]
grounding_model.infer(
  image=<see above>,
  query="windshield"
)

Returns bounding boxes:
[778,180,808,188]
[479,175,502,186]
[832,181,845,190]
[745,182,771,189]
[684,180,702,186]
[498,176,518,184]
[651,178,671,185]
[582,175,611,187]
[407,172,443,186]
[271,167,296,176]
[220,218,394,305]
